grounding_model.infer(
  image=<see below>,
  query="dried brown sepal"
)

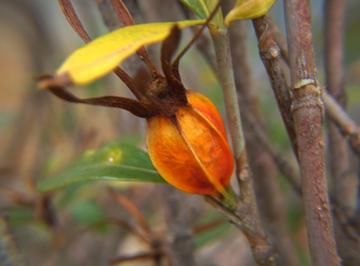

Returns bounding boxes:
[134,66,150,90]
[161,25,182,84]
[37,75,156,118]
[110,0,159,75]
[113,67,141,100]
[58,0,138,98]
[37,72,74,89]
[58,0,91,43]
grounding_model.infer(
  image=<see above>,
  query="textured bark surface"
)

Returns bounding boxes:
[284,0,341,265]
[229,17,299,266]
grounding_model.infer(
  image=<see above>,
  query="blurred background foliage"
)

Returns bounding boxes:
[0,0,359,265]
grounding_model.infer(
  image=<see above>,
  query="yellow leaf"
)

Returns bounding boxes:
[56,20,205,86]
[224,0,276,26]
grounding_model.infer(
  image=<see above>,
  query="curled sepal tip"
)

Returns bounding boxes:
[224,0,277,27]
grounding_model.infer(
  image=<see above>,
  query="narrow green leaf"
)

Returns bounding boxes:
[180,0,209,19]
[37,142,166,192]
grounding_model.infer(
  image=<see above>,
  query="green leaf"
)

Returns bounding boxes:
[37,142,166,192]
[180,0,209,19]
[224,0,277,26]
[55,20,205,86]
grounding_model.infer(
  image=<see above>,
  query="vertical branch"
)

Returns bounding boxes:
[251,16,300,189]
[210,15,263,235]
[325,0,354,214]
[231,14,299,266]
[284,0,340,265]
[252,16,298,158]
[324,1,360,264]
[206,2,276,264]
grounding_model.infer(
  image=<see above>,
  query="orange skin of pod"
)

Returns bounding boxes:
[146,90,234,196]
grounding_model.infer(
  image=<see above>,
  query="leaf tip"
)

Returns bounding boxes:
[36,73,74,90]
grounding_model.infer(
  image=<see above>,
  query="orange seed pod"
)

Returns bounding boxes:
[146,90,234,197]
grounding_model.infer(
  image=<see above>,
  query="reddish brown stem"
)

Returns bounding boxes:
[252,16,297,159]
[284,0,340,265]
[238,98,302,196]
[269,13,360,157]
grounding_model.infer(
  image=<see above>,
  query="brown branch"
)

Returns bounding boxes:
[264,12,360,264]
[267,16,289,65]
[225,7,299,264]
[204,195,276,265]
[269,12,360,157]
[284,0,340,264]
[238,98,302,196]
[322,90,360,156]
[252,17,297,159]
[209,16,276,265]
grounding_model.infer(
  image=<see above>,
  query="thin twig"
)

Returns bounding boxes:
[209,6,259,230]
[284,0,340,264]
[322,90,360,143]
[205,2,277,264]
[267,16,289,65]
[224,4,299,263]
[238,99,302,196]
[252,16,297,158]
[204,196,276,265]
